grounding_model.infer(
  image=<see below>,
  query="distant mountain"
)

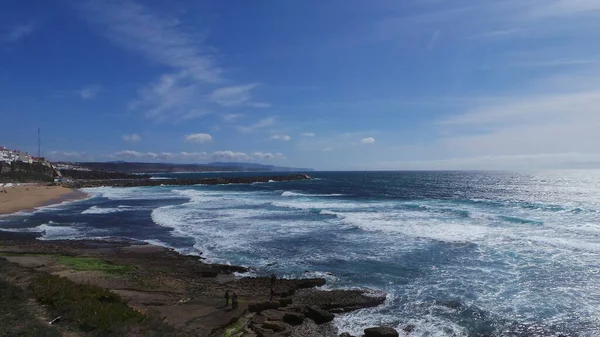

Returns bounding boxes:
[205,162,313,172]
[63,161,313,174]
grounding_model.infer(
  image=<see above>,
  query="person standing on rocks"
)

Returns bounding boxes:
[224,290,230,307]
[231,292,238,309]
[270,273,276,288]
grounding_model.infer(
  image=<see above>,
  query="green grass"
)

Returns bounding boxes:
[29,274,176,336]
[0,279,61,337]
[54,256,133,275]
[0,253,133,275]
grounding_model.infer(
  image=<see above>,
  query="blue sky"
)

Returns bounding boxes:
[2,0,600,170]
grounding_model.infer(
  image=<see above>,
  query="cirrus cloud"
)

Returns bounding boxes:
[270,134,292,141]
[122,134,141,142]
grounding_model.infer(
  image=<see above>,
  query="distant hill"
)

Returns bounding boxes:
[64,161,313,174]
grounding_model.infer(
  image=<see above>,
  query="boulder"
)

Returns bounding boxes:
[262,309,286,321]
[339,333,354,337]
[263,320,291,332]
[283,311,305,326]
[251,315,267,325]
[249,301,281,313]
[363,327,399,337]
[292,289,385,313]
[305,305,334,324]
[251,325,275,337]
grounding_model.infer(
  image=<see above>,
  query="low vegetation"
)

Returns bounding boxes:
[0,278,61,337]
[29,274,175,336]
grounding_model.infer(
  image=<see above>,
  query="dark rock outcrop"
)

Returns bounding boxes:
[63,174,311,188]
[363,327,399,337]
[292,289,386,313]
[283,311,305,326]
[249,301,281,313]
[304,306,334,324]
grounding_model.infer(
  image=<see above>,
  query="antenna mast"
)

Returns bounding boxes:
[38,128,41,158]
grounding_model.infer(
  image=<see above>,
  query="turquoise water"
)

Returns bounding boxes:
[2,171,600,336]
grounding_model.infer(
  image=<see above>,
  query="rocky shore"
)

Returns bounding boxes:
[61,173,312,188]
[0,232,398,337]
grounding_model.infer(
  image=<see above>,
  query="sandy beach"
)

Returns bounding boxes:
[0,184,87,215]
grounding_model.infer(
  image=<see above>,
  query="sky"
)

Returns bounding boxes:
[2,0,600,170]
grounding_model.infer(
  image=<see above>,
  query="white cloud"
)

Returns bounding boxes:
[77,84,103,99]
[122,134,141,142]
[236,117,275,133]
[2,22,36,42]
[301,132,316,137]
[208,84,269,108]
[270,134,292,141]
[111,150,284,162]
[185,133,213,143]
[48,151,86,160]
[526,0,600,19]
[360,137,376,144]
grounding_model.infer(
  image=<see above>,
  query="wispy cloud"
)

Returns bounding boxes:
[77,84,103,99]
[223,113,244,122]
[301,132,316,137]
[525,0,600,19]
[2,22,36,42]
[76,1,221,83]
[185,133,213,143]
[122,134,141,142]
[236,117,275,133]
[76,0,266,121]
[208,84,269,108]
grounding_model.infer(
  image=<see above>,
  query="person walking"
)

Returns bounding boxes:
[224,290,230,307]
[231,292,238,309]
[270,273,277,288]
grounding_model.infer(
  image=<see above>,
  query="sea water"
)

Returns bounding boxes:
[2,171,600,336]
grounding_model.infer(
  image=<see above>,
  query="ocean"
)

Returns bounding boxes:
[1,171,599,336]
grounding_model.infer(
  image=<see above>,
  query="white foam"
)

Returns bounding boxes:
[281,191,344,197]
[81,205,132,214]
[83,186,181,201]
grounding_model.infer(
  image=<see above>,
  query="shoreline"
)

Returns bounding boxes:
[0,184,90,216]
[0,232,389,336]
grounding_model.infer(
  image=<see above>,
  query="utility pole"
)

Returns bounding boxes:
[38,128,41,158]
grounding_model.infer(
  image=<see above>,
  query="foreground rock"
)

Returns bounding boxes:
[364,327,399,337]
[292,289,386,313]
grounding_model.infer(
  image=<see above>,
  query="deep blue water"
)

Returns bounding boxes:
[2,171,600,336]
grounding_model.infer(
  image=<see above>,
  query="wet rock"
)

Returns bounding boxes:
[291,318,322,337]
[305,305,334,324]
[363,327,399,337]
[339,333,354,337]
[292,289,386,313]
[283,311,305,326]
[249,301,281,313]
[262,309,286,321]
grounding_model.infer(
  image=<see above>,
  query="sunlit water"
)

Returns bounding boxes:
[2,171,600,336]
